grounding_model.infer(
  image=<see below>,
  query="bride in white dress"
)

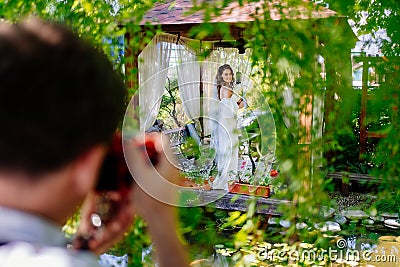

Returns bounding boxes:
[212,64,244,190]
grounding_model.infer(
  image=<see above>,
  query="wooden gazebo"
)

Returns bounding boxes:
[124,0,358,172]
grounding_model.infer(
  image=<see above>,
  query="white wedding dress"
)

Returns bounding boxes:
[212,94,240,190]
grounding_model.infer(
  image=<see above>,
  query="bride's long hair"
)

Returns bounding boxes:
[215,64,235,100]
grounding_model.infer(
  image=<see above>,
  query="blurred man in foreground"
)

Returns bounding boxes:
[0,18,187,267]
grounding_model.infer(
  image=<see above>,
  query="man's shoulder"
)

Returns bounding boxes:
[0,241,101,267]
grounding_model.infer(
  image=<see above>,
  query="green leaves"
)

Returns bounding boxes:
[0,0,156,68]
[3,0,398,265]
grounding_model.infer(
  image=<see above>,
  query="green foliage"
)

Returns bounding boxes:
[3,0,399,265]
[180,137,201,160]
[159,77,187,128]
[62,210,80,239]
[353,0,400,56]
[179,207,232,260]
[327,129,373,174]
[370,79,400,217]
[0,0,158,94]
[182,1,345,257]
[111,218,152,266]
[375,191,400,215]
[323,0,400,56]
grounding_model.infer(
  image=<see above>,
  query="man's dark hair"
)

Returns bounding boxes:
[0,18,127,175]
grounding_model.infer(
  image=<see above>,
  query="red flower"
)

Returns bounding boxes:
[270,169,279,177]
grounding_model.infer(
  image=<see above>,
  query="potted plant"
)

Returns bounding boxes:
[228,169,279,197]
[179,170,214,190]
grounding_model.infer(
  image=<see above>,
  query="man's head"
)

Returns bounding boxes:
[0,18,127,176]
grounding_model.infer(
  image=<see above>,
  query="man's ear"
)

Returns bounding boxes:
[70,145,107,197]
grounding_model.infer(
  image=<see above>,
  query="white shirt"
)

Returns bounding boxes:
[0,206,100,267]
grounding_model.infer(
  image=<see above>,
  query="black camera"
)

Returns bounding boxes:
[95,132,133,192]
[95,132,159,192]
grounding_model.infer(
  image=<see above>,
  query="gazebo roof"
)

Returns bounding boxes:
[141,0,339,26]
[140,0,354,43]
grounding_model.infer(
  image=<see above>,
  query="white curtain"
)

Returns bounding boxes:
[176,46,201,120]
[138,34,177,131]
[138,37,253,133]
[201,60,220,138]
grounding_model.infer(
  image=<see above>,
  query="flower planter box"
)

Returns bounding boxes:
[179,177,213,191]
[228,182,270,198]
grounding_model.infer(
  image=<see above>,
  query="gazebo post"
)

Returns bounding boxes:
[124,31,148,129]
[297,33,319,193]
[124,32,138,117]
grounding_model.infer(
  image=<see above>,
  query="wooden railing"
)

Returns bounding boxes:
[326,171,382,195]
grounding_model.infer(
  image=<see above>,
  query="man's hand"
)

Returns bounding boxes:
[75,133,188,266]
[126,133,189,267]
[74,188,135,255]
